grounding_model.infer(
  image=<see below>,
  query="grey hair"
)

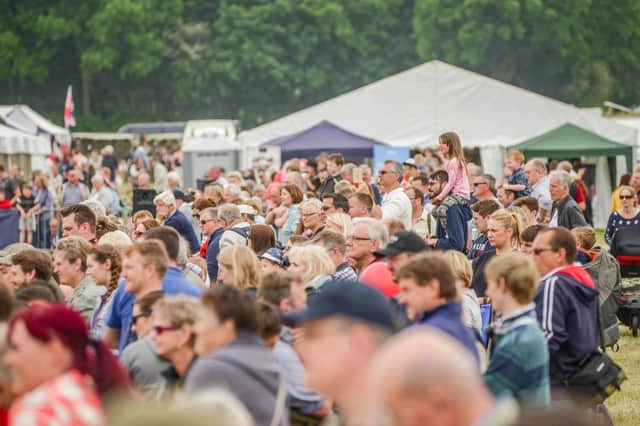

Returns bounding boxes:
[341,163,357,175]
[384,160,403,182]
[176,236,189,266]
[527,159,547,175]
[201,207,219,220]
[167,171,181,186]
[153,190,176,207]
[91,175,104,184]
[482,174,496,193]
[549,170,572,188]
[353,217,389,249]
[467,163,482,178]
[217,203,241,223]
[81,200,106,217]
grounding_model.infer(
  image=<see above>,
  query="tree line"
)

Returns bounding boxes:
[1,0,639,132]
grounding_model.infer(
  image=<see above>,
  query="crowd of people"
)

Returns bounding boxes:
[0,130,633,425]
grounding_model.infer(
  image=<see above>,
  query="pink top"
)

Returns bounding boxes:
[435,157,470,201]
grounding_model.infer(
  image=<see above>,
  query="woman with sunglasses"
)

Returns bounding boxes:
[605,185,640,245]
[120,291,170,395]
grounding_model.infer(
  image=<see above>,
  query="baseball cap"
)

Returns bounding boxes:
[238,204,258,216]
[403,158,417,168]
[281,280,396,330]
[375,231,427,257]
[172,189,185,201]
[260,248,284,266]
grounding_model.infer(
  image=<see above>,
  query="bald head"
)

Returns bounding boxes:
[369,329,492,426]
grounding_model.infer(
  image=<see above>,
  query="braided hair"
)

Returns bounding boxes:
[89,244,122,296]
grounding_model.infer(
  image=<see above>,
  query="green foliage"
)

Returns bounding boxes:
[0,0,639,131]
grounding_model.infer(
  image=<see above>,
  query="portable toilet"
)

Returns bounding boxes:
[182,137,242,189]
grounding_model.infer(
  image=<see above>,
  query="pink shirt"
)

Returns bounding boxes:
[435,157,470,201]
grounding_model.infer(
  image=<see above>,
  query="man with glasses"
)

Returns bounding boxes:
[379,160,412,230]
[121,291,170,394]
[299,198,326,238]
[531,227,600,401]
[346,217,389,275]
[471,174,498,203]
[200,207,224,283]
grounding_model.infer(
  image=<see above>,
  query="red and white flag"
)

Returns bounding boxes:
[64,85,76,128]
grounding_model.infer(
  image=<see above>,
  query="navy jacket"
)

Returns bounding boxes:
[205,227,225,283]
[435,203,472,252]
[414,301,479,364]
[534,265,600,383]
[165,209,200,254]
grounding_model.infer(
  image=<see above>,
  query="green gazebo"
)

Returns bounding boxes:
[511,123,634,172]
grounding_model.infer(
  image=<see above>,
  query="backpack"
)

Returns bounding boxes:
[583,247,621,349]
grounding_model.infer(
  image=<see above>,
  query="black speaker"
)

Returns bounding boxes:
[133,189,157,217]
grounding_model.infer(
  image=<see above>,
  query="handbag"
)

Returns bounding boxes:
[563,311,626,405]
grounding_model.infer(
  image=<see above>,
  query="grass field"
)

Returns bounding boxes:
[608,328,640,425]
[594,229,638,425]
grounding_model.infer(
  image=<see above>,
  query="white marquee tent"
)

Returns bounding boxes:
[0,105,70,146]
[241,60,637,227]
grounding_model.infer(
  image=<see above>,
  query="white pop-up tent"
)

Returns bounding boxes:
[0,124,51,173]
[0,105,71,146]
[241,60,637,227]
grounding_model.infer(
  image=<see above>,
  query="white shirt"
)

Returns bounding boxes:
[532,175,552,213]
[381,187,413,230]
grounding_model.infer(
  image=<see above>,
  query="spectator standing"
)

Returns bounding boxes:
[432,132,470,205]
[61,204,97,244]
[483,253,550,406]
[120,291,170,395]
[15,184,38,244]
[379,160,412,230]
[33,174,53,248]
[59,169,89,208]
[218,204,251,249]
[281,281,395,426]
[154,191,200,254]
[604,185,640,244]
[54,237,105,325]
[548,170,587,229]
[100,145,118,183]
[259,271,330,422]
[611,173,631,212]
[275,185,302,247]
[317,153,343,198]
[89,175,114,215]
[524,159,552,221]
[313,230,358,282]
[532,228,600,400]
[425,171,472,252]
[395,253,479,362]
[187,286,287,426]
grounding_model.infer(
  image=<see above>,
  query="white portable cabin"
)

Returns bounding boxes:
[182,137,242,189]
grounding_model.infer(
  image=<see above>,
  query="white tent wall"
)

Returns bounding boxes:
[241,60,637,229]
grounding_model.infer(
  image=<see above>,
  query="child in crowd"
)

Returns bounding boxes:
[431,132,471,227]
[16,184,39,243]
[502,150,530,198]
[484,252,550,406]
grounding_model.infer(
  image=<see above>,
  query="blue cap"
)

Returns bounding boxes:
[281,280,396,330]
[260,247,284,266]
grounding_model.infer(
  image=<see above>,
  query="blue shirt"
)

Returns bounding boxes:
[165,209,201,254]
[507,167,530,198]
[413,301,480,364]
[205,227,225,282]
[105,266,203,353]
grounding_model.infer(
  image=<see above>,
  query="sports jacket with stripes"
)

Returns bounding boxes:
[534,264,600,383]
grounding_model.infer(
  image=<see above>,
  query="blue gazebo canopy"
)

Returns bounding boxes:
[264,120,387,161]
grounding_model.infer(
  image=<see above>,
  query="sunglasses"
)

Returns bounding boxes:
[134,231,144,237]
[473,182,488,187]
[200,219,215,225]
[378,170,394,175]
[132,312,150,326]
[153,325,180,335]
[620,195,634,200]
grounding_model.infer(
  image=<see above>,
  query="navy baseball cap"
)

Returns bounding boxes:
[281,280,396,330]
[375,231,427,257]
